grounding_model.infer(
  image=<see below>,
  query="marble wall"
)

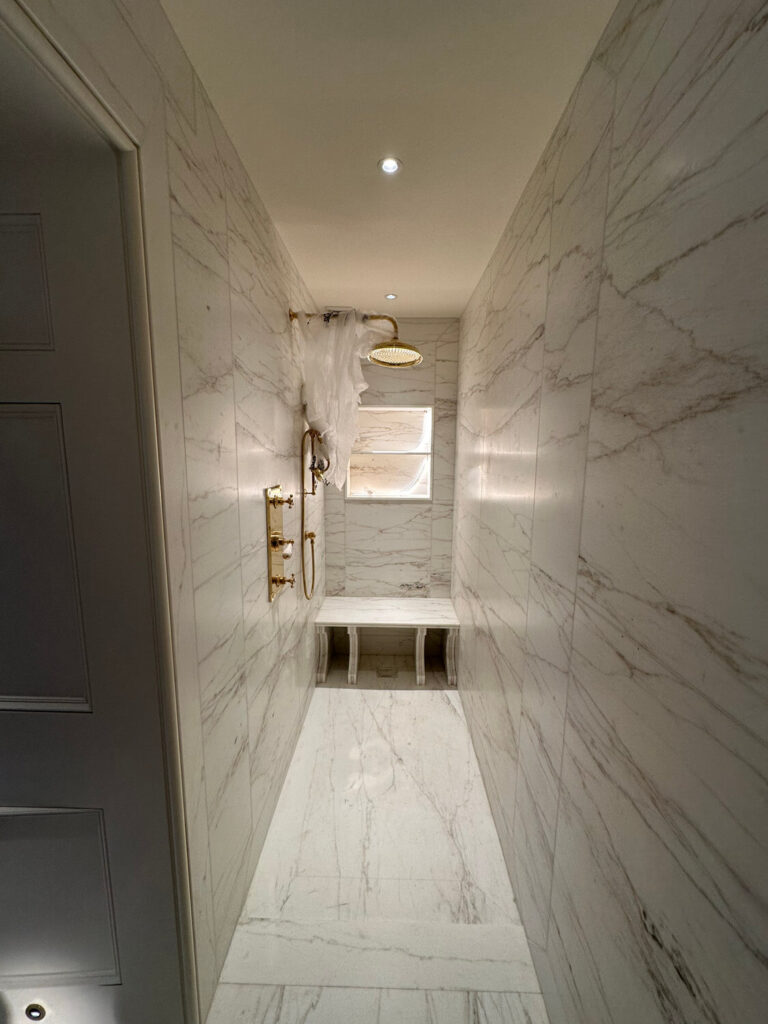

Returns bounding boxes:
[10,2,323,1020]
[452,2,768,1022]
[167,75,323,1012]
[325,317,458,598]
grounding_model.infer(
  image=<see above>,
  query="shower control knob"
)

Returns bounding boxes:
[269,493,294,508]
[271,573,296,589]
[270,532,294,550]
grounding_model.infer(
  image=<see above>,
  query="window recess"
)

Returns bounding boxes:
[346,406,432,500]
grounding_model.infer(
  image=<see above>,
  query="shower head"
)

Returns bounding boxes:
[363,313,422,368]
[367,339,423,368]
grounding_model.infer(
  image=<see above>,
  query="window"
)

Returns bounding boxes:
[347,406,432,500]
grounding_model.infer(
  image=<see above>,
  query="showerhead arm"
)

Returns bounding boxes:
[289,308,420,367]
[362,313,399,340]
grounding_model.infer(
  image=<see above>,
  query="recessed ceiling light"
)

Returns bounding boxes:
[385,293,397,301]
[378,156,401,175]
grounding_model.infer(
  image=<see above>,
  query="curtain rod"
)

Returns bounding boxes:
[288,309,398,338]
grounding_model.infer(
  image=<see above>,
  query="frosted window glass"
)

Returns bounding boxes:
[354,407,432,453]
[347,406,432,499]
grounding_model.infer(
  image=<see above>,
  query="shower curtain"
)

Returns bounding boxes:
[293,310,390,489]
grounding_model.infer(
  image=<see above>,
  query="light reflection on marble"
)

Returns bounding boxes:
[209,688,547,1018]
[454,2,768,1022]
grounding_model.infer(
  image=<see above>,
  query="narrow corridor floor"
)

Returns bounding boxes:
[207,688,549,1023]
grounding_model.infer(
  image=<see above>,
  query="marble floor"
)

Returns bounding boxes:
[207,687,549,1023]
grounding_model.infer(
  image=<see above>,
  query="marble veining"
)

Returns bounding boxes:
[208,688,548,1021]
[453,2,768,1022]
[326,318,458,600]
[207,985,550,1024]
[163,33,323,1011]
[315,597,459,628]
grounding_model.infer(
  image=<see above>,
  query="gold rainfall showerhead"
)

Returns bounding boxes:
[367,339,423,368]
[364,314,423,368]
[288,309,423,368]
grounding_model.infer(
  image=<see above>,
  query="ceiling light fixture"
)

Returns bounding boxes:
[385,293,397,300]
[378,156,401,175]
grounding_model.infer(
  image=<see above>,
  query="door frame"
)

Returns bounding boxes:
[0,3,198,1020]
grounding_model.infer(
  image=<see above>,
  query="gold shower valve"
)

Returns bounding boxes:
[270,532,295,549]
[305,530,316,541]
[271,574,295,589]
[265,484,295,601]
[269,492,294,508]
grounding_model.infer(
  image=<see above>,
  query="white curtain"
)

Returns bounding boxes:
[293,310,390,489]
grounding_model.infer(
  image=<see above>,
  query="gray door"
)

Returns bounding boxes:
[0,27,185,1024]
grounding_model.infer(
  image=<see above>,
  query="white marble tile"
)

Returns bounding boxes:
[430,502,454,597]
[344,502,432,597]
[249,690,512,897]
[258,686,515,922]
[315,597,459,628]
[209,687,543,1015]
[207,985,549,1024]
[512,58,615,948]
[327,318,458,599]
[245,874,516,926]
[323,486,345,596]
[222,919,538,991]
[115,0,196,123]
[453,3,768,1024]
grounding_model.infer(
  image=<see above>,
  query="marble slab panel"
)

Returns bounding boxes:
[344,501,432,597]
[315,597,459,628]
[327,318,458,598]
[323,486,345,596]
[207,985,549,1024]
[244,874,518,927]
[221,919,539,991]
[551,4,767,1023]
[430,502,454,597]
[207,687,546,1014]
[512,58,614,948]
[250,689,510,894]
[454,6,768,1024]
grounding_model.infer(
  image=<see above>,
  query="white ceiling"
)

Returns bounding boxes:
[160,0,616,316]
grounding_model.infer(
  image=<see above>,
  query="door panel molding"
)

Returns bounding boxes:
[0,213,54,351]
[0,403,91,711]
[0,807,120,988]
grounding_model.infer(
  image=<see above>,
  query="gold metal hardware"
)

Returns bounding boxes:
[289,309,421,368]
[270,533,294,548]
[265,485,295,601]
[289,309,399,341]
[300,429,329,600]
[271,574,295,589]
[268,492,294,508]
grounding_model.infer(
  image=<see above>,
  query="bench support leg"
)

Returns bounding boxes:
[444,627,459,687]
[347,626,359,685]
[316,626,330,684]
[415,626,427,686]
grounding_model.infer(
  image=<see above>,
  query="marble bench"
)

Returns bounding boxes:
[315,597,460,687]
